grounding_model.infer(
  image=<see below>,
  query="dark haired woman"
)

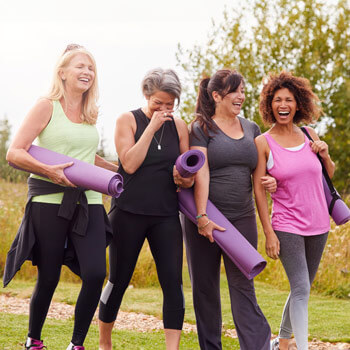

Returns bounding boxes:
[98,68,194,350]
[254,71,334,350]
[183,69,274,350]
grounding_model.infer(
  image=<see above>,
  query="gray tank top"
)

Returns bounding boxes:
[190,117,260,220]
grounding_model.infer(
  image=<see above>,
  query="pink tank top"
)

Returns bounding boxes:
[264,132,330,236]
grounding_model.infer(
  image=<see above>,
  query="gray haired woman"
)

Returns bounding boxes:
[98,68,194,350]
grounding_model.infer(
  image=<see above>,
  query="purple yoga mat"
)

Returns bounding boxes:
[323,176,350,225]
[178,188,266,280]
[175,149,205,178]
[175,150,266,279]
[10,145,123,197]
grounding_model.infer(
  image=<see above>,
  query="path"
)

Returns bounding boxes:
[0,295,348,349]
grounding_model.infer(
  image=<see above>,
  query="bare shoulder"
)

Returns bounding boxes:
[255,134,268,147]
[116,111,134,126]
[32,98,53,117]
[174,116,188,132]
[304,126,320,140]
[23,98,53,129]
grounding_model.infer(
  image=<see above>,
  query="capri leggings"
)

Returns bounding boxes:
[29,203,107,346]
[99,207,184,329]
[275,230,328,350]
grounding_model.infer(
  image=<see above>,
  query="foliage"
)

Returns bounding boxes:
[176,0,350,194]
[0,115,28,183]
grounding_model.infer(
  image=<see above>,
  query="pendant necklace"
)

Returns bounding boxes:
[144,113,165,150]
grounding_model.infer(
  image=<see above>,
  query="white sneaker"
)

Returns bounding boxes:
[66,342,85,350]
[270,337,279,350]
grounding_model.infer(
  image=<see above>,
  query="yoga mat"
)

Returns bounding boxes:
[175,149,205,178]
[323,176,350,225]
[9,145,123,197]
[178,188,267,280]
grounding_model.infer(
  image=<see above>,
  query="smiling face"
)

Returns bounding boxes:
[271,88,298,124]
[146,90,176,115]
[214,81,245,117]
[60,53,95,93]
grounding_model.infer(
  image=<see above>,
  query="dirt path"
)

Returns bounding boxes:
[0,295,348,349]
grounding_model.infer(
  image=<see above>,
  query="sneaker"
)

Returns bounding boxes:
[270,337,279,350]
[66,342,85,350]
[25,338,46,350]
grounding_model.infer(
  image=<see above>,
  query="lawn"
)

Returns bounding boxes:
[1,270,349,349]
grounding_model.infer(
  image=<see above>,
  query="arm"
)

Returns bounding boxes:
[115,110,172,174]
[253,135,280,259]
[192,146,225,243]
[6,99,75,187]
[306,126,335,178]
[172,118,195,188]
[95,154,119,172]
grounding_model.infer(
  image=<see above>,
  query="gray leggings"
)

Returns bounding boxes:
[275,231,328,350]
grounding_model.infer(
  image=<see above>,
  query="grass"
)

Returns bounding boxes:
[0,313,240,350]
[1,272,350,346]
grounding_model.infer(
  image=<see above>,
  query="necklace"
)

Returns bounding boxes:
[143,113,165,150]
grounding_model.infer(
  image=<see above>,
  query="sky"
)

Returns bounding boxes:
[0,0,237,157]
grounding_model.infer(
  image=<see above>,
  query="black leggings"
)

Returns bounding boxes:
[99,208,184,329]
[28,203,106,345]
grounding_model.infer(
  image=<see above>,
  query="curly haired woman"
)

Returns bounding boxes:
[253,71,335,350]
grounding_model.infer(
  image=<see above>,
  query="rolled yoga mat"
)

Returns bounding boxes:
[175,150,266,279]
[323,176,350,225]
[175,149,205,178]
[10,145,123,197]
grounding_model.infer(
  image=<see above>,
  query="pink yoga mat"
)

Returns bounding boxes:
[10,145,123,197]
[175,151,266,279]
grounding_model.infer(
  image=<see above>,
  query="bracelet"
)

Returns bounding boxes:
[198,220,210,230]
[196,213,208,220]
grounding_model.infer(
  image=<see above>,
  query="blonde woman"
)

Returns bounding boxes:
[5,44,117,350]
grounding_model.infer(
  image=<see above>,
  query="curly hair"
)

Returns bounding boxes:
[259,71,323,126]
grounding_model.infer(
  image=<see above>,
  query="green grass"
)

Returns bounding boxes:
[1,274,349,348]
[0,313,240,350]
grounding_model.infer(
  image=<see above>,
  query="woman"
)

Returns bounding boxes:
[183,69,274,350]
[98,68,193,350]
[253,71,334,350]
[5,44,117,350]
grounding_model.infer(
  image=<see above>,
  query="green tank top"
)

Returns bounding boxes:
[31,100,102,204]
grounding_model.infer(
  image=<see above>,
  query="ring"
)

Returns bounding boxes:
[164,113,167,117]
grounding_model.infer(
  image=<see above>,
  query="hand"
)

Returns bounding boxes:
[197,217,226,243]
[47,162,76,187]
[148,110,173,133]
[173,166,195,189]
[265,232,280,260]
[309,140,330,160]
[261,175,277,193]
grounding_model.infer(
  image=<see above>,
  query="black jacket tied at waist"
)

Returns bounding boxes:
[3,177,112,287]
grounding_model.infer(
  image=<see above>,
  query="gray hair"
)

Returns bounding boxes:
[141,68,181,105]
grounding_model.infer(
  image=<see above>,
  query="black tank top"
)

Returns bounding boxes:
[114,108,180,216]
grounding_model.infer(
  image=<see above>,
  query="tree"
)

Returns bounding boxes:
[177,0,350,194]
[0,115,27,182]
[96,127,108,158]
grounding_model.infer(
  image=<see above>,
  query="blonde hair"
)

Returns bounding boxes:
[46,45,99,125]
